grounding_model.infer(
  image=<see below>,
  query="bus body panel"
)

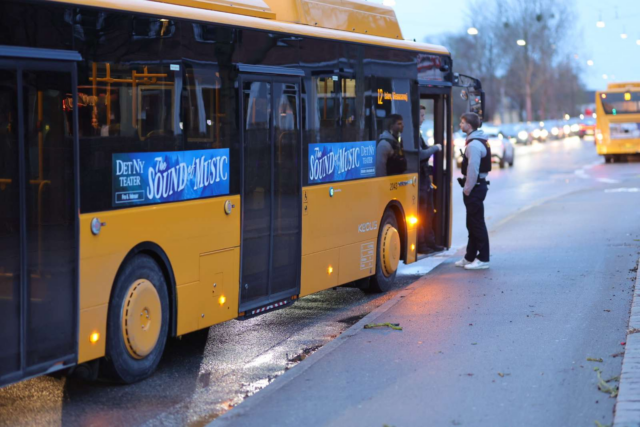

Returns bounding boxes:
[78,195,241,363]
[0,0,456,382]
[300,174,417,297]
[45,0,449,56]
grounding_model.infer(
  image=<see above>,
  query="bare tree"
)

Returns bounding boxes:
[435,0,587,123]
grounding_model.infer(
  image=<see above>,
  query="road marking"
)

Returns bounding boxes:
[598,178,621,184]
[605,188,639,193]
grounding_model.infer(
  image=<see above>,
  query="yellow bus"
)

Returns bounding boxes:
[595,82,640,162]
[0,0,484,386]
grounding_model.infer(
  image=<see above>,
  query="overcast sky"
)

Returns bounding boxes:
[371,0,640,91]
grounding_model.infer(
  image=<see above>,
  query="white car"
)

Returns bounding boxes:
[455,126,514,169]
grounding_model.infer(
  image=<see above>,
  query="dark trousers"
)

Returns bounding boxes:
[463,182,490,262]
[418,181,436,248]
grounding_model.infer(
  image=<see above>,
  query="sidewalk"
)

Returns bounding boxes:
[213,182,640,427]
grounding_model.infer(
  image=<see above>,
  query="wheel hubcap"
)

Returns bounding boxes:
[121,279,162,359]
[381,224,400,277]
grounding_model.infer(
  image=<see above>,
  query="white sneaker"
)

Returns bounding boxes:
[454,258,472,268]
[464,259,490,270]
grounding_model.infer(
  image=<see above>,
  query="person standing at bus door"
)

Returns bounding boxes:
[455,112,491,270]
[418,105,443,254]
[376,114,407,176]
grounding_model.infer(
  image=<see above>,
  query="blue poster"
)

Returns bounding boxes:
[308,141,376,184]
[112,149,230,207]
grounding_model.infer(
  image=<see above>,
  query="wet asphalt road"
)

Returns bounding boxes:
[1,137,638,427]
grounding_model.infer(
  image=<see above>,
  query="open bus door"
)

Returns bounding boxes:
[418,84,451,251]
[0,47,80,387]
[417,74,485,252]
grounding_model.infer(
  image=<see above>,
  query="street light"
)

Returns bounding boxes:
[603,74,608,79]
[621,33,628,39]
[382,0,396,6]
[596,20,605,28]
[516,39,526,46]
[467,27,478,35]
[587,60,594,66]
[637,39,640,46]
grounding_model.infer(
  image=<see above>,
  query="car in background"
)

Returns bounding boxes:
[454,126,514,169]
[542,120,564,140]
[499,122,532,145]
[578,117,596,138]
[485,125,515,168]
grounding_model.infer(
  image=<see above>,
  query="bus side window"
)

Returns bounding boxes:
[315,76,340,144]
[373,77,417,177]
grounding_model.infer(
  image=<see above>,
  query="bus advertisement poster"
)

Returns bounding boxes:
[112,149,230,207]
[308,141,376,184]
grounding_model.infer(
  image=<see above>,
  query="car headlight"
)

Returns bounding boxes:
[518,130,529,140]
[563,125,571,134]
[532,129,541,138]
[571,124,580,132]
[541,129,549,138]
[551,127,559,136]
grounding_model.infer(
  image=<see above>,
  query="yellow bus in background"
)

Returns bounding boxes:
[0,0,483,386]
[595,82,640,162]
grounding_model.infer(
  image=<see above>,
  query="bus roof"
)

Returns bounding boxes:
[49,0,450,55]
[606,82,640,91]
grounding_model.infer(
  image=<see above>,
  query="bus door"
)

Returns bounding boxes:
[0,50,79,387]
[419,86,451,249]
[238,71,302,313]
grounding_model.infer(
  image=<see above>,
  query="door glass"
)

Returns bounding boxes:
[23,70,76,367]
[241,81,271,305]
[271,82,300,295]
[0,69,21,377]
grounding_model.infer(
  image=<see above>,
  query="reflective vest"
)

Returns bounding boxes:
[461,139,492,176]
[381,137,407,176]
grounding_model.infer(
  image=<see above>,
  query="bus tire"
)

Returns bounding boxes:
[103,254,169,384]
[366,210,401,294]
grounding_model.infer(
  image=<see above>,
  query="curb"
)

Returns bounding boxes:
[211,255,450,426]
[614,257,640,427]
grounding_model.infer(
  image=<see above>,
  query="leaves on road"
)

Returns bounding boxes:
[595,369,619,398]
[587,358,604,363]
[364,323,402,331]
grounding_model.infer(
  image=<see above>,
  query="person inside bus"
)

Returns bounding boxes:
[455,112,491,270]
[376,114,407,176]
[418,105,443,254]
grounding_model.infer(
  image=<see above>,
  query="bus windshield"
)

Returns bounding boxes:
[600,92,640,115]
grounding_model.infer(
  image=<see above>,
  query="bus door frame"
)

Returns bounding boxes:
[418,82,452,249]
[0,46,81,387]
[237,65,304,314]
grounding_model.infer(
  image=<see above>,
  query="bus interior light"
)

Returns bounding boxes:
[408,216,418,226]
[219,295,226,305]
[625,93,631,101]
[327,266,333,274]
[601,94,607,99]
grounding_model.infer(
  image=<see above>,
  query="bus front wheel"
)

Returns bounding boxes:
[366,210,401,294]
[103,254,169,384]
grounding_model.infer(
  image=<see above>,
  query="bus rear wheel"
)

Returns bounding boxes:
[103,254,169,384]
[366,210,401,294]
